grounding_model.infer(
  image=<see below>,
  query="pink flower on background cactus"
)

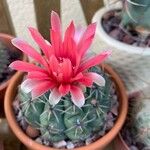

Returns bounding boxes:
[9,11,111,107]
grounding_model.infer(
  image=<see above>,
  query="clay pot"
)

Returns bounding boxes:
[114,133,129,150]
[92,6,150,95]
[0,33,27,117]
[4,64,128,150]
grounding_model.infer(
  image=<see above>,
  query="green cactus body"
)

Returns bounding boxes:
[64,98,92,141]
[19,88,46,128]
[18,66,113,143]
[0,44,10,80]
[132,99,150,147]
[122,0,150,29]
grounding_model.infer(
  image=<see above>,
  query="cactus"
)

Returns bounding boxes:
[0,42,10,80]
[131,99,150,147]
[121,0,150,30]
[17,66,113,143]
[10,11,113,147]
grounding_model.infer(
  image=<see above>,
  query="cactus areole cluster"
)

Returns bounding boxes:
[10,11,114,147]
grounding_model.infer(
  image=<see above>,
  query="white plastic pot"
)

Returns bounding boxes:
[92,5,150,95]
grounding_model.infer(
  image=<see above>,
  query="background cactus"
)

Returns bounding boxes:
[121,0,150,30]
[16,66,113,143]
[0,42,10,82]
[131,99,150,147]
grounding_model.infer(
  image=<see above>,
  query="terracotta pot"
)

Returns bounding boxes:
[0,33,27,117]
[4,64,128,150]
[114,133,129,150]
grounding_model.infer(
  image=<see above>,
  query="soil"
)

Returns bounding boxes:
[0,41,22,84]
[102,10,150,48]
[13,83,119,149]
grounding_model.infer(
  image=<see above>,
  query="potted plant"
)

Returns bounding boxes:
[5,11,128,150]
[0,33,26,117]
[92,0,150,95]
[114,89,150,150]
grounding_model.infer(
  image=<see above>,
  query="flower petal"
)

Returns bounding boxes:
[70,86,85,107]
[49,88,62,106]
[78,51,111,72]
[31,81,55,99]
[49,55,59,73]
[59,84,70,96]
[74,26,85,44]
[64,21,75,41]
[78,23,96,58]
[61,58,72,82]
[78,76,93,87]
[9,61,47,73]
[50,11,62,57]
[28,27,53,58]
[63,22,76,63]
[84,72,105,86]
[51,11,62,38]
[21,79,42,93]
[12,38,45,65]
[27,71,50,80]
[71,72,83,82]
[50,29,61,57]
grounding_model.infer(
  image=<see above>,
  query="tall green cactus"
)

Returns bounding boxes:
[0,43,10,80]
[18,66,113,143]
[121,0,150,30]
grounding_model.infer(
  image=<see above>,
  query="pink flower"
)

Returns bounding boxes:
[9,11,111,107]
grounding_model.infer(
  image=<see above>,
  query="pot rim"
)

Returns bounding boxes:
[4,63,128,150]
[0,33,27,92]
[92,6,150,55]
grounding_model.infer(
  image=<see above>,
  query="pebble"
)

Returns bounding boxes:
[53,140,67,148]
[66,141,74,149]
[109,29,121,40]
[43,140,50,146]
[139,42,146,48]
[109,16,121,26]
[98,129,105,136]
[129,146,138,150]
[122,35,134,44]
[26,125,40,138]
[102,21,112,33]
[35,137,43,144]
[106,120,114,130]
[110,87,116,95]
[111,105,118,116]
[20,119,28,130]
[12,99,20,114]
[85,138,93,145]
